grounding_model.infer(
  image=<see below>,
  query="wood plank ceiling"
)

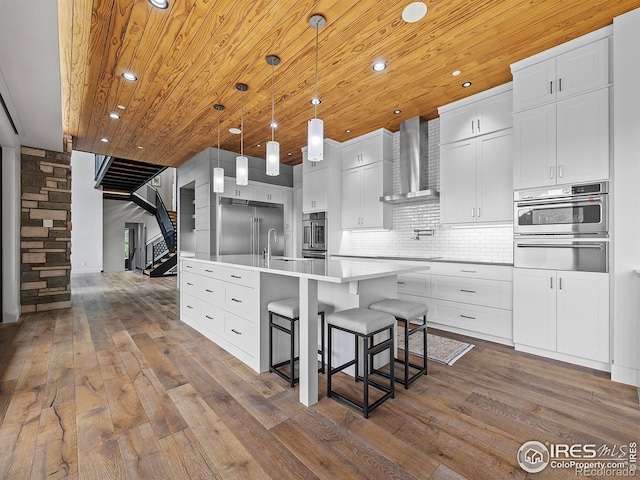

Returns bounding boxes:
[59,0,640,167]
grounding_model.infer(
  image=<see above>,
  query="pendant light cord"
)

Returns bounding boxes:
[271,64,275,142]
[240,89,244,156]
[314,18,319,119]
[217,110,221,167]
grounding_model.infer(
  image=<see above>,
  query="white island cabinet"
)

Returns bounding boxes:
[180,254,427,406]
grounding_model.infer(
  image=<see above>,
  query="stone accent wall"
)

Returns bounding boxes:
[20,147,72,313]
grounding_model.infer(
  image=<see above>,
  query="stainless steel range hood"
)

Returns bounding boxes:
[380,116,439,203]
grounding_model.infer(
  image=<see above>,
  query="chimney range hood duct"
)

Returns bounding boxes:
[380,116,439,203]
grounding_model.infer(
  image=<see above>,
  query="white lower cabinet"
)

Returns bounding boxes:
[513,268,609,367]
[180,258,298,373]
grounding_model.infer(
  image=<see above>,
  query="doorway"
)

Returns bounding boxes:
[124,222,145,272]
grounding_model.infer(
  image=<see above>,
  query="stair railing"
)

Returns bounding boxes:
[149,184,176,253]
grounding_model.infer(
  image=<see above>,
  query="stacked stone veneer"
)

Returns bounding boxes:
[20,147,72,313]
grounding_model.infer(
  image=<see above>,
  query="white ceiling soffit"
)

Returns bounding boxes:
[0,0,63,152]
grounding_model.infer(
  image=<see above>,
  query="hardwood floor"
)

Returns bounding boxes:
[0,272,638,479]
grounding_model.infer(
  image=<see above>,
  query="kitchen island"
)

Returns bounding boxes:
[179,253,428,406]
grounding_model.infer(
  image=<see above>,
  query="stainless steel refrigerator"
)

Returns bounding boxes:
[217,197,284,256]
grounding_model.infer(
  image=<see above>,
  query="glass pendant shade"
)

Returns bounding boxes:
[213,167,224,193]
[307,118,324,162]
[266,141,280,176]
[236,156,248,185]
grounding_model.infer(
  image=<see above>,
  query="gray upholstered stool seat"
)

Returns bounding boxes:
[327,308,396,418]
[368,298,428,389]
[267,298,327,319]
[367,298,428,320]
[268,298,326,387]
[326,308,395,334]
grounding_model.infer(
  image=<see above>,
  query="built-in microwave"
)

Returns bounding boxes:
[513,182,608,236]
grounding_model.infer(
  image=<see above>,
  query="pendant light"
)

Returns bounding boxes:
[266,55,280,176]
[213,103,225,193]
[235,83,249,186]
[307,14,326,162]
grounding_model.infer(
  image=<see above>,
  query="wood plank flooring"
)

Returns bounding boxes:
[0,272,638,479]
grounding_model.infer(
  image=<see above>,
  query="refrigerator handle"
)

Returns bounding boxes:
[255,217,260,255]
[250,218,254,256]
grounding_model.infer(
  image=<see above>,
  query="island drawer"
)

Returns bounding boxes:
[181,271,200,296]
[429,298,513,340]
[182,259,199,274]
[201,276,224,305]
[181,293,201,322]
[225,310,258,353]
[397,272,430,297]
[224,283,256,318]
[429,262,512,282]
[198,264,259,289]
[431,275,512,310]
[200,303,224,336]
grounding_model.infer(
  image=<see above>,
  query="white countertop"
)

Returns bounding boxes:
[180,253,428,283]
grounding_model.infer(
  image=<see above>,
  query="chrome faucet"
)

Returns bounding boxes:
[267,227,277,261]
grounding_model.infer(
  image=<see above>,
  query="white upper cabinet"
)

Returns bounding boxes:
[439,84,513,145]
[301,139,342,215]
[511,28,611,189]
[439,84,513,225]
[302,168,328,213]
[341,129,393,170]
[513,36,610,111]
[341,160,392,229]
[441,129,513,225]
[223,180,253,200]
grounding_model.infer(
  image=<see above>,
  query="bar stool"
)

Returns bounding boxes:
[368,299,428,389]
[327,308,396,418]
[268,298,326,387]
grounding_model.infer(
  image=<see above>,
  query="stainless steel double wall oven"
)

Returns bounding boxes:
[513,181,609,273]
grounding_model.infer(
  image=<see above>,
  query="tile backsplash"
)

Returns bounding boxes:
[346,118,514,264]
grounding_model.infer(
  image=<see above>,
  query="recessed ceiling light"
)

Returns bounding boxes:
[100,138,109,143]
[122,72,137,81]
[345,129,351,133]
[137,146,144,149]
[452,70,461,76]
[148,0,168,8]
[288,152,292,156]
[462,81,472,88]
[402,2,428,23]
[372,62,387,72]
[256,144,261,147]
[229,127,241,135]
[109,112,120,119]
[270,122,278,129]
[393,110,401,114]
[310,98,321,105]
[117,105,126,110]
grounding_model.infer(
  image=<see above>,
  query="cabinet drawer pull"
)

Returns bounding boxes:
[460,314,476,320]
[460,289,476,293]
[231,329,242,335]
[205,315,213,320]
[204,289,214,293]
[231,298,242,303]
[550,81,553,94]
[471,120,474,134]
[205,269,213,273]
[186,282,193,286]
[550,166,554,179]
[186,265,193,269]
[230,275,241,279]
[559,78,562,92]
[397,281,405,285]
[186,305,193,309]
[460,270,476,273]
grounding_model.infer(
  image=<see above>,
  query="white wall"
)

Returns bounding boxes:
[345,119,514,263]
[103,200,160,272]
[612,8,640,388]
[70,151,103,274]
[1,94,21,323]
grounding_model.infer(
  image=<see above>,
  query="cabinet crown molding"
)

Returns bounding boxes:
[438,82,513,115]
